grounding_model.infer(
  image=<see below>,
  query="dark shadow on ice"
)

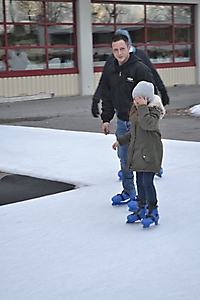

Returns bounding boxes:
[0,173,75,206]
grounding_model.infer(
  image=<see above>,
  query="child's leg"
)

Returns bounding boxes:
[127,172,147,223]
[128,171,146,211]
[141,172,157,206]
[136,172,147,204]
[141,172,159,228]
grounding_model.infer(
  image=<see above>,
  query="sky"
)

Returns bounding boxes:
[0,125,200,300]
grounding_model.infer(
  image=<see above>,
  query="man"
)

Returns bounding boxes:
[100,33,155,205]
[92,29,169,118]
[92,29,166,179]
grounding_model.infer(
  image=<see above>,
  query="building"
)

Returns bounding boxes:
[0,0,199,98]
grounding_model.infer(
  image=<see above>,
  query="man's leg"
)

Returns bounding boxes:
[111,118,136,205]
[118,142,135,195]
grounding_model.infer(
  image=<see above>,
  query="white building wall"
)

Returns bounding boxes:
[158,67,196,86]
[0,74,79,98]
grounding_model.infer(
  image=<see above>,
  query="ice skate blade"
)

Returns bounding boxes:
[112,200,130,206]
[156,174,162,178]
[126,219,141,224]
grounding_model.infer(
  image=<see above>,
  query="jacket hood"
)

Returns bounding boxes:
[115,29,136,53]
[148,95,165,119]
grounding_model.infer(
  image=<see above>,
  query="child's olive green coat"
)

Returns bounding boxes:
[117,95,165,174]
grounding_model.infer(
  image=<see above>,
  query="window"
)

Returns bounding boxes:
[0,0,77,76]
[91,2,195,69]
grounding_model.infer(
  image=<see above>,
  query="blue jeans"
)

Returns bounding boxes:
[136,172,157,205]
[115,118,135,195]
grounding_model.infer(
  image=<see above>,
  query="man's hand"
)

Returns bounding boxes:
[102,122,110,135]
[91,99,100,118]
[160,90,170,106]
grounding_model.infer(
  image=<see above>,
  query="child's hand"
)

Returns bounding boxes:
[112,141,119,150]
[134,95,147,108]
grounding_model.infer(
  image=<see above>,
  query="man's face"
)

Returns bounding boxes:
[112,40,130,66]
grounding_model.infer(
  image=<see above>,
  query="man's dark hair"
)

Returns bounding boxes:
[111,34,129,47]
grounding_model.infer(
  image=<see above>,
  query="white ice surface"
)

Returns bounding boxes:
[0,125,200,300]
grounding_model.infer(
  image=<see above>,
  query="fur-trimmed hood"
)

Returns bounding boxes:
[148,94,165,119]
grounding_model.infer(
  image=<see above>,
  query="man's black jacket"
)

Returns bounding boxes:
[101,52,155,123]
[92,49,169,119]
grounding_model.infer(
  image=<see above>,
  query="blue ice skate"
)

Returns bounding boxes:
[128,199,139,212]
[141,208,159,228]
[156,167,163,178]
[111,191,136,206]
[117,170,122,181]
[126,204,147,223]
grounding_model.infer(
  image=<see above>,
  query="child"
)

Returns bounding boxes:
[112,81,165,228]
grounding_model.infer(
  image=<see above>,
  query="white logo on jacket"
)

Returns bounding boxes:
[126,77,134,82]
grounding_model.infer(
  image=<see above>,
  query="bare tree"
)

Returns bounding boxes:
[174,6,191,18]
[9,0,43,22]
[92,4,114,23]
[8,1,73,23]
[46,2,73,23]
[92,4,144,24]
[147,6,172,22]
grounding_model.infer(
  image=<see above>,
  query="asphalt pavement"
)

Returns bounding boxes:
[0,84,200,142]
